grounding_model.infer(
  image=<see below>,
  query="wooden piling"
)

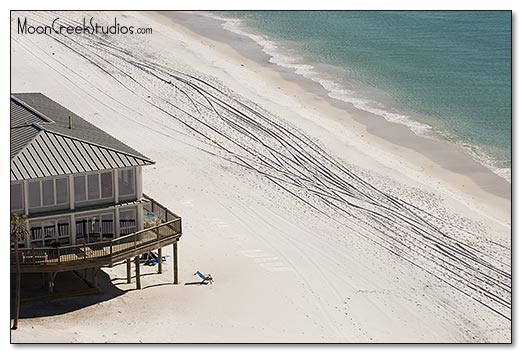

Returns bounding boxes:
[126,258,132,284]
[173,242,178,285]
[158,248,162,274]
[134,256,141,290]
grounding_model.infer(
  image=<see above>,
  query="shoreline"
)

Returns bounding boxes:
[155,11,511,208]
[205,11,511,185]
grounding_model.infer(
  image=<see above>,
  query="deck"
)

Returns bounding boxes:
[10,194,182,274]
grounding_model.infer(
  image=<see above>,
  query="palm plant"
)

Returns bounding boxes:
[11,213,28,330]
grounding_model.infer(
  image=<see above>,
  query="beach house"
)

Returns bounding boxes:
[10,93,182,291]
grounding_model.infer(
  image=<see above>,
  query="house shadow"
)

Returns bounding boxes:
[11,269,126,319]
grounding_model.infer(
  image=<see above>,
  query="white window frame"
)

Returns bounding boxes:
[118,168,135,198]
[28,180,42,208]
[75,211,115,242]
[74,175,87,202]
[41,179,56,206]
[119,208,137,235]
[27,177,69,209]
[55,177,69,205]
[100,171,114,199]
[74,170,114,203]
[28,218,71,246]
[87,173,101,200]
[28,221,44,242]
[10,182,24,212]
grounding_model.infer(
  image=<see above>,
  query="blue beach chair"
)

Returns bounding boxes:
[194,270,214,284]
[147,256,167,266]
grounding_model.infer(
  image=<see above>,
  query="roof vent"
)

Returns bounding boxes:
[68,116,72,129]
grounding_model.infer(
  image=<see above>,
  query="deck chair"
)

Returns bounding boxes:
[142,252,157,263]
[146,256,167,266]
[194,270,214,284]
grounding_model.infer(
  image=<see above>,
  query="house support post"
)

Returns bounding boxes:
[134,256,141,290]
[157,247,162,274]
[173,242,178,285]
[126,259,131,284]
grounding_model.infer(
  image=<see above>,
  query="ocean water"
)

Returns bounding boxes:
[209,11,512,181]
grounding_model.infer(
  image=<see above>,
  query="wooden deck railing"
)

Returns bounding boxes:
[11,194,182,269]
[143,193,180,225]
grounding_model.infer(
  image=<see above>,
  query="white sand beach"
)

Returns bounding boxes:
[10,11,511,343]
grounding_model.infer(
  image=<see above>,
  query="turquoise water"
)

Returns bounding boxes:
[214,11,512,180]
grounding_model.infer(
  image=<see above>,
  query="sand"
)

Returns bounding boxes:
[10,11,511,343]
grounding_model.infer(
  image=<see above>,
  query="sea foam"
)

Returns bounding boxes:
[202,12,511,183]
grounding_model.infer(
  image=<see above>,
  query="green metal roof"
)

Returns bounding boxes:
[11,93,154,181]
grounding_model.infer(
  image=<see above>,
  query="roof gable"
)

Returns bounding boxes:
[12,93,149,160]
[11,129,153,181]
[10,93,154,181]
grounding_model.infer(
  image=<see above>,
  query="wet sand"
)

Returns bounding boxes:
[159,11,511,201]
